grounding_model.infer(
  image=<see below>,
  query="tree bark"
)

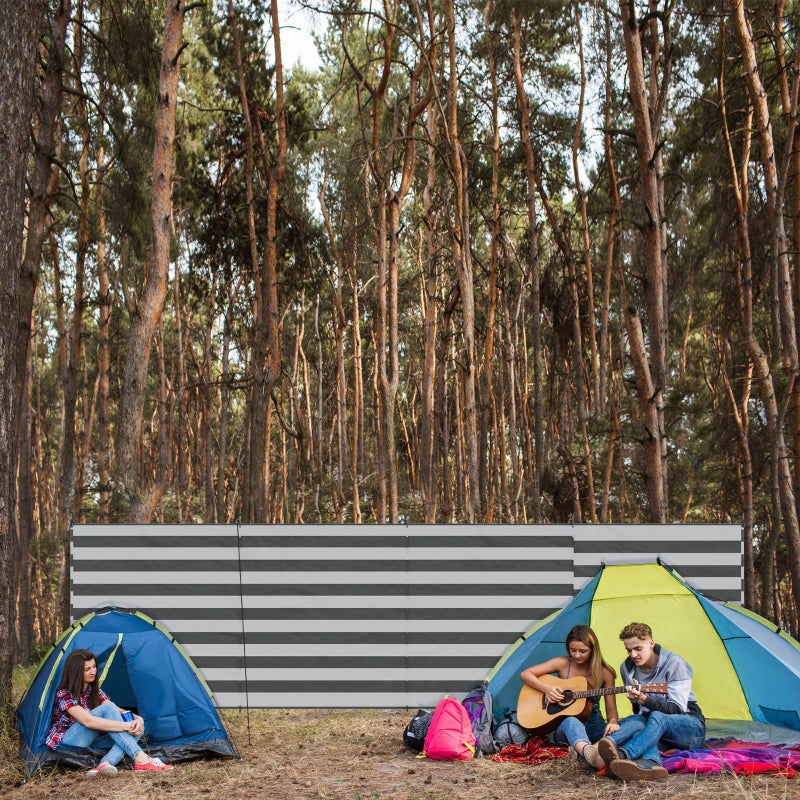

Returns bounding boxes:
[419,98,440,523]
[481,0,500,522]
[599,0,621,521]
[115,0,184,523]
[241,0,287,521]
[0,0,42,710]
[572,5,600,418]
[717,25,756,609]
[319,164,349,522]
[96,88,112,523]
[445,0,479,522]
[618,0,670,521]
[16,0,71,658]
[511,12,544,522]
[730,0,800,614]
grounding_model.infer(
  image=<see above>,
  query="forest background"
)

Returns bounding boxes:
[2,0,800,713]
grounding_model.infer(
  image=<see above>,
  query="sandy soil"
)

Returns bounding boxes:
[5,708,800,800]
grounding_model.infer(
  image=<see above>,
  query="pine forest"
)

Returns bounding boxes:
[1,0,800,703]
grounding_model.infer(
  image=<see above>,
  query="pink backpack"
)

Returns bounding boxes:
[421,696,476,760]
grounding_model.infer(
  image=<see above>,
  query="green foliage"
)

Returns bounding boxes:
[13,0,800,637]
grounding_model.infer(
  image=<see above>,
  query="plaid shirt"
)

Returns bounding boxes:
[46,686,110,749]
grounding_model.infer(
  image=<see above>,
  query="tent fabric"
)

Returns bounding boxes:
[486,562,800,735]
[17,607,238,776]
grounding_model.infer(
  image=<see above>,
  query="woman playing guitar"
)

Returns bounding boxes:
[519,625,619,769]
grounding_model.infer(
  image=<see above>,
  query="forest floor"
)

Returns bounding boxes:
[4,708,800,800]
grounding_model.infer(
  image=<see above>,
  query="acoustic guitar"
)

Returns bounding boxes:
[517,674,668,734]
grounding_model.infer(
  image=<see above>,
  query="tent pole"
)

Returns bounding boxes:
[236,518,251,745]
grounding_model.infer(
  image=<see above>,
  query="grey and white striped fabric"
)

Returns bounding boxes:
[70,523,741,708]
[572,524,743,599]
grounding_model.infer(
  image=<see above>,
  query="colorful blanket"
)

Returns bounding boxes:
[491,736,568,765]
[492,735,800,776]
[662,737,800,776]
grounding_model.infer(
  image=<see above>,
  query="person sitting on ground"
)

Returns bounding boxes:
[46,648,174,776]
[594,622,706,781]
[520,624,619,769]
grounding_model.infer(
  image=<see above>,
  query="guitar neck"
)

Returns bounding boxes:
[570,683,666,700]
[571,685,629,700]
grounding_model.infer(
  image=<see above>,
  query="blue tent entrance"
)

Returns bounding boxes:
[17,607,238,776]
[486,562,800,739]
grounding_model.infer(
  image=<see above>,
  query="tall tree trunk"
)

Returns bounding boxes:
[53,39,90,628]
[96,243,112,524]
[445,0,479,521]
[572,5,600,417]
[419,98,440,523]
[535,172,594,522]
[217,284,240,522]
[720,21,790,619]
[242,0,286,521]
[227,0,261,521]
[481,0,500,522]
[17,0,70,421]
[115,0,184,523]
[349,237,364,524]
[775,3,800,535]
[730,0,800,613]
[717,27,756,609]
[16,0,71,657]
[201,280,217,523]
[174,268,187,521]
[17,314,35,664]
[619,0,670,521]
[599,0,621,521]
[511,12,543,521]
[437,293,456,520]
[0,0,42,710]
[320,163,349,522]
[96,69,111,523]
[415,0,440,523]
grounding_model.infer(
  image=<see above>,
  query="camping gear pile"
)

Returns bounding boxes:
[16,607,237,776]
[403,685,532,759]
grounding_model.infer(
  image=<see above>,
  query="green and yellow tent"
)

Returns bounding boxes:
[486,562,800,737]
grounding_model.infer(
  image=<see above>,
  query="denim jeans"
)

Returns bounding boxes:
[608,711,705,764]
[554,703,607,747]
[58,701,143,766]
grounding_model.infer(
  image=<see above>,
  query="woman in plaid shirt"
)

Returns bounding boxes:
[46,648,173,776]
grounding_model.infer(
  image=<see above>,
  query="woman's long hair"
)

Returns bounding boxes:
[565,625,617,689]
[58,649,102,709]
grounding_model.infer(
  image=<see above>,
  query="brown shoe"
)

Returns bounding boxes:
[597,737,620,770]
[581,744,604,770]
[609,759,668,781]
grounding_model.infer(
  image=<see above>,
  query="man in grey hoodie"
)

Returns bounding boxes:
[585,622,705,781]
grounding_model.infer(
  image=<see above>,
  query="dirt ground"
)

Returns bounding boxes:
[5,708,800,800]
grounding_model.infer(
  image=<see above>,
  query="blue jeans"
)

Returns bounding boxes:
[554,703,607,747]
[607,711,705,764]
[58,701,143,766]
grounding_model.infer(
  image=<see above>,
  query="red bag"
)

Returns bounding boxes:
[421,696,476,760]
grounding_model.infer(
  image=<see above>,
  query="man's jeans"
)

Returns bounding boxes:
[607,711,705,764]
[58,701,143,766]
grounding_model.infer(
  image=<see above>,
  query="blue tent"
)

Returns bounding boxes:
[17,607,238,776]
[486,562,800,740]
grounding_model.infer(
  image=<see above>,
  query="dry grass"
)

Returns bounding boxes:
[2,707,800,800]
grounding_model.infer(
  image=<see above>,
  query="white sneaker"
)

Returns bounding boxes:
[87,762,118,776]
